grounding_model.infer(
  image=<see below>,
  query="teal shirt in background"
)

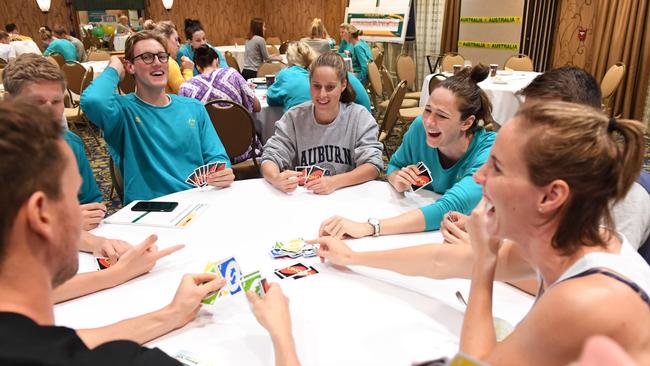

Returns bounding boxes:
[337,40,353,56]
[387,117,495,230]
[63,130,103,204]
[351,40,372,84]
[43,38,77,61]
[176,43,228,76]
[80,67,230,204]
[266,65,371,113]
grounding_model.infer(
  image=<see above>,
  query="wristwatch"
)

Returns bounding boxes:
[368,218,380,237]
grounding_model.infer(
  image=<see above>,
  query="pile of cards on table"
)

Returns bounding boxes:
[269,238,318,259]
[274,262,319,280]
[186,161,227,188]
[201,256,267,305]
[295,165,329,186]
[411,161,432,192]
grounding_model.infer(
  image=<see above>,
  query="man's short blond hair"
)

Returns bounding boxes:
[2,54,65,95]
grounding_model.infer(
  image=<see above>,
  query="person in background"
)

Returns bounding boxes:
[320,64,495,238]
[315,101,650,365]
[176,18,227,76]
[135,17,145,31]
[267,44,370,113]
[81,31,234,204]
[241,17,282,80]
[39,27,77,62]
[0,30,16,62]
[116,15,134,35]
[52,25,85,62]
[262,52,382,195]
[345,24,372,84]
[300,18,334,55]
[179,44,263,164]
[337,23,353,56]
[4,23,32,41]
[148,20,194,94]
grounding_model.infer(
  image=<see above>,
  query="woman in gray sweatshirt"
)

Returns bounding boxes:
[261,52,383,195]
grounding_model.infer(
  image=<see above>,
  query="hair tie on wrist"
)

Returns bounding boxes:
[608,117,617,132]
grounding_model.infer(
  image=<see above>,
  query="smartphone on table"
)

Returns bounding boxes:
[131,201,178,212]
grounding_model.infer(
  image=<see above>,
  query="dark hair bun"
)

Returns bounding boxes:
[469,64,489,83]
[184,19,199,28]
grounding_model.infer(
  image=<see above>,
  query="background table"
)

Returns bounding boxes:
[81,60,109,78]
[252,87,284,143]
[54,179,533,366]
[113,34,129,52]
[419,71,541,126]
[216,45,285,71]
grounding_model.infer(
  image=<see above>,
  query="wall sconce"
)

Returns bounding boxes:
[36,0,51,13]
[162,0,174,11]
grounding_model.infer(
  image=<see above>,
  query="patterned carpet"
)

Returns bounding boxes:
[75,122,650,215]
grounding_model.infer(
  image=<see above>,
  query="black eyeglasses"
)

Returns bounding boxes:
[131,52,170,64]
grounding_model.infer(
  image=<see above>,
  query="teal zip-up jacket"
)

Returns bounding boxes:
[44,38,77,61]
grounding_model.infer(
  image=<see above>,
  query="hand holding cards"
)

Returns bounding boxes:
[186,161,226,188]
[201,257,267,305]
[411,161,432,192]
[295,165,329,186]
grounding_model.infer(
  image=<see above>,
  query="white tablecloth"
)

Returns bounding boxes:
[419,71,541,126]
[113,34,129,52]
[54,179,533,366]
[253,87,283,143]
[81,60,109,77]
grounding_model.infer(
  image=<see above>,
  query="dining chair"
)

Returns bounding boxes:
[396,54,421,100]
[504,54,534,72]
[441,52,465,73]
[87,50,111,61]
[204,99,261,180]
[224,51,240,72]
[600,62,626,116]
[378,80,408,158]
[63,63,100,147]
[257,62,284,77]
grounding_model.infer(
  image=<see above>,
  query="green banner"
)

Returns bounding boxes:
[458,40,519,50]
[460,16,521,23]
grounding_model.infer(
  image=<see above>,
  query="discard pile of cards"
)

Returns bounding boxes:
[411,161,432,192]
[201,257,268,305]
[274,262,319,280]
[295,165,329,186]
[186,161,226,188]
[269,238,318,259]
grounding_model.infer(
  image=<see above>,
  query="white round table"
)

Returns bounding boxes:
[419,71,541,126]
[54,179,533,366]
[113,34,129,52]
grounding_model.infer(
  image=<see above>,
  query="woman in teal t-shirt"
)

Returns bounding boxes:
[319,64,496,237]
[346,25,373,85]
[176,18,228,75]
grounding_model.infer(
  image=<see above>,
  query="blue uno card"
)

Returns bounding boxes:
[217,256,243,296]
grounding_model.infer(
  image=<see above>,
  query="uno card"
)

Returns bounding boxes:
[95,257,112,270]
[274,238,307,253]
[295,166,311,186]
[274,263,310,279]
[216,256,243,296]
[174,350,202,366]
[292,266,319,280]
[242,270,265,297]
[306,166,326,183]
[411,162,432,192]
[207,161,227,175]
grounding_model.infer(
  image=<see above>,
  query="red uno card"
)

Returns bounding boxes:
[306,166,325,183]
[411,162,432,192]
[96,257,112,270]
[274,263,310,279]
[292,266,319,280]
[295,166,311,186]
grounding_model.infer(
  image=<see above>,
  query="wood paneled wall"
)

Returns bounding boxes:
[0,0,75,49]
[550,0,596,68]
[0,0,347,47]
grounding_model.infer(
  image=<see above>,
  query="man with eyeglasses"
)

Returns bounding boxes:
[81,31,235,204]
